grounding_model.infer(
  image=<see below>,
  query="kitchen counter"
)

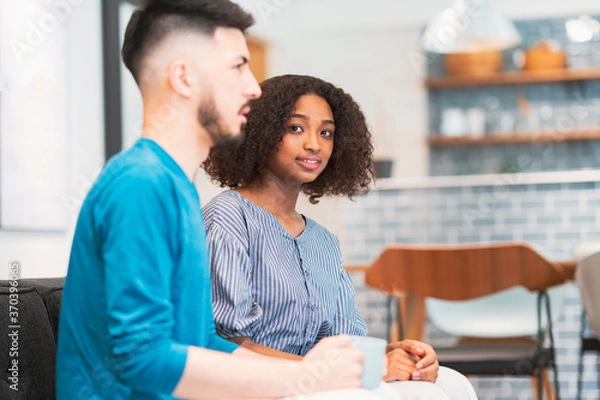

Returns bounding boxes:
[373,169,600,190]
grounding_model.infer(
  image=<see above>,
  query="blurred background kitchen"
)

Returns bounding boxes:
[2,0,600,398]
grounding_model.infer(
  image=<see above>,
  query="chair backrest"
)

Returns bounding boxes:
[426,285,566,338]
[365,243,567,301]
[576,251,600,338]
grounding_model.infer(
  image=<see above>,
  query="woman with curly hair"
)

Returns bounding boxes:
[202,75,477,400]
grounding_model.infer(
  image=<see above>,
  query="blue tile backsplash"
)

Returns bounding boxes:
[427,15,600,176]
[430,140,600,176]
[343,179,600,399]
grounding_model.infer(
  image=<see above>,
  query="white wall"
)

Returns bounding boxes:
[245,0,600,32]
[0,1,104,279]
[262,26,430,177]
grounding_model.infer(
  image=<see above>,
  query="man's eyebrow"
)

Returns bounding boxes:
[289,114,335,125]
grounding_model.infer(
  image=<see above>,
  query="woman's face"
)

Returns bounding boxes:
[266,94,335,187]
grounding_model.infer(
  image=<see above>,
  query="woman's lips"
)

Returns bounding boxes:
[296,158,321,171]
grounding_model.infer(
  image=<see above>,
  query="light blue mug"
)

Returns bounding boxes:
[350,335,387,389]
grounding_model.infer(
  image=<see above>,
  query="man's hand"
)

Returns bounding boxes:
[384,340,439,383]
[300,335,363,393]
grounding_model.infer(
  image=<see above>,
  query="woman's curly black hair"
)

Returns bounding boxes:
[203,74,374,204]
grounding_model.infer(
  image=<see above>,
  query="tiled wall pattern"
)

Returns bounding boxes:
[342,181,600,399]
[427,15,600,176]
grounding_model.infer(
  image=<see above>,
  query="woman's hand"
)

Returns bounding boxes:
[383,345,416,382]
[384,340,439,383]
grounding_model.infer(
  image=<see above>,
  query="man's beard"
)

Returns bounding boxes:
[198,96,246,149]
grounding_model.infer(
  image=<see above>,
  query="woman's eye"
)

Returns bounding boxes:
[322,130,334,138]
[288,125,303,133]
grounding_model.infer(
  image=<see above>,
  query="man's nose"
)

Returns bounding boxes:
[244,70,261,99]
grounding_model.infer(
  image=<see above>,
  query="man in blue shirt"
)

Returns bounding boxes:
[56,1,371,399]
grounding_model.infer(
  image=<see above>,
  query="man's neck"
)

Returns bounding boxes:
[141,124,211,182]
[140,91,214,181]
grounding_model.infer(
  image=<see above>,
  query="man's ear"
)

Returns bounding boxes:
[168,60,194,98]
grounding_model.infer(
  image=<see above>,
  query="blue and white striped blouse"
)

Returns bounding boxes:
[204,190,367,356]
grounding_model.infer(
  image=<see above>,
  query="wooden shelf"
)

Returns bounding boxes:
[426,68,600,89]
[428,130,600,147]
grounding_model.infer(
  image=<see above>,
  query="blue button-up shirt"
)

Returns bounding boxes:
[204,190,367,356]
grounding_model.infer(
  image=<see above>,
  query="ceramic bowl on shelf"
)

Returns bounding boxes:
[466,108,487,137]
[524,39,566,71]
[444,50,504,76]
[440,108,468,137]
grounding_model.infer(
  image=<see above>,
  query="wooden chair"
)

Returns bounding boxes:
[365,242,567,400]
[575,251,600,399]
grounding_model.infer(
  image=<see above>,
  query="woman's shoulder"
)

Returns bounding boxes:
[203,190,249,231]
[303,216,341,246]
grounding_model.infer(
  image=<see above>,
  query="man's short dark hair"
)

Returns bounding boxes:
[122,0,254,83]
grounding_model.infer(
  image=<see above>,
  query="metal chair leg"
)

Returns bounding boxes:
[537,292,544,400]
[551,365,560,400]
[538,369,544,400]
[544,291,560,400]
[577,310,586,400]
[597,353,600,395]
[536,290,561,400]
[386,295,393,343]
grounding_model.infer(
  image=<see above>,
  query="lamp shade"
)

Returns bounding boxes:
[422,0,521,54]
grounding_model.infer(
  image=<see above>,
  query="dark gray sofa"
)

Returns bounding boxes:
[0,278,64,400]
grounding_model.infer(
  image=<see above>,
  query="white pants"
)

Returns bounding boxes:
[288,388,386,400]
[387,366,478,400]
[287,367,477,400]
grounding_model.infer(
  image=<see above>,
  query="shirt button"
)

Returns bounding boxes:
[310,304,317,311]
[306,341,311,347]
